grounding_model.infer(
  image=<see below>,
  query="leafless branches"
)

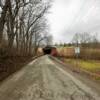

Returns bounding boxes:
[72,32,100,48]
[0,0,52,56]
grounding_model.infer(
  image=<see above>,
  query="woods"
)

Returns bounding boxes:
[0,0,52,81]
[71,32,100,48]
[0,0,52,57]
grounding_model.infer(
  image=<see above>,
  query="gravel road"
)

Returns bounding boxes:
[0,55,100,100]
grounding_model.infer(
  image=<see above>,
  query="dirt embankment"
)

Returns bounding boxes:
[0,56,33,81]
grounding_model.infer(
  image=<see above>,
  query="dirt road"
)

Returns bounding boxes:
[0,55,100,100]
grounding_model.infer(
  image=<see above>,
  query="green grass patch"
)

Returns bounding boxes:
[64,59,100,72]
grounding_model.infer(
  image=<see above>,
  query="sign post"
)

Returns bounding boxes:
[75,47,80,55]
[74,47,80,72]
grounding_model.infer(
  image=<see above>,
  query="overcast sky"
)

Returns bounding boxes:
[47,0,100,43]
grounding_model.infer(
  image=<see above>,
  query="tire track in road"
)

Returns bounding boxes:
[41,56,95,100]
[0,55,99,100]
[49,64,94,100]
[48,56,100,100]
[0,59,44,100]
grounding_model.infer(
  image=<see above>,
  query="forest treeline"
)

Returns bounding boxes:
[71,32,100,48]
[54,33,100,60]
[55,32,100,48]
[0,0,52,57]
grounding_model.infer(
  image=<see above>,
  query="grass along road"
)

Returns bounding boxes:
[60,58,100,76]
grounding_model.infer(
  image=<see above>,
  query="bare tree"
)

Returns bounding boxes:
[0,0,9,43]
[72,32,99,48]
[71,33,80,46]
[0,0,52,56]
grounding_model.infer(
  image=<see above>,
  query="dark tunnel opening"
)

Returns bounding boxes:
[43,47,52,54]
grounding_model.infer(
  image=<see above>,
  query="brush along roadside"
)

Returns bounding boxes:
[59,58,100,80]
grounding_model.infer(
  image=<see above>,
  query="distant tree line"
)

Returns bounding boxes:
[71,32,100,48]
[54,32,100,48]
[0,0,52,57]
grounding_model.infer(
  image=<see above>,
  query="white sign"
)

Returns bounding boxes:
[75,47,80,54]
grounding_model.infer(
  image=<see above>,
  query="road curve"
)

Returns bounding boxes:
[0,55,100,100]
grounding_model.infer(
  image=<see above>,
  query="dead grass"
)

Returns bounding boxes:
[0,56,33,81]
[60,58,100,80]
[65,59,100,72]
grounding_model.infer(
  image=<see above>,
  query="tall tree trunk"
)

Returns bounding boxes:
[0,0,9,43]
[8,35,14,49]
[16,33,19,52]
[29,34,32,55]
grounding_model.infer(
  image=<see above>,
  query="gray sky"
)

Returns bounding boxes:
[47,0,100,43]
